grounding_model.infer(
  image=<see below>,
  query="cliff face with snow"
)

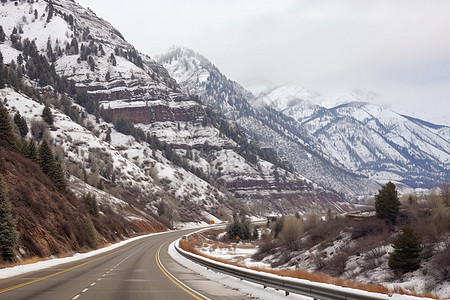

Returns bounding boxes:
[158,47,381,198]
[159,47,449,193]
[0,0,351,223]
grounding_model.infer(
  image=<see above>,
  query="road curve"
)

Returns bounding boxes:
[0,229,250,300]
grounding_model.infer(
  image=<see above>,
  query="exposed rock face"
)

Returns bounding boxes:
[158,47,381,198]
[111,104,205,123]
[1,0,352,220]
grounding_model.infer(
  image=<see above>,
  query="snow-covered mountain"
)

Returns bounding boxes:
[0,0,351,223]
[159,47,449,192]
[159,47,382,198]
[248,82,450,188]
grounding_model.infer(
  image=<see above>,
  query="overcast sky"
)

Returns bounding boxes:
[77,0,450,124]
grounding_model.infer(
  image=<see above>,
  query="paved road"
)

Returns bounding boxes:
[0,229,250,300]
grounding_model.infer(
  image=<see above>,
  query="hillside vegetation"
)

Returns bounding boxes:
[180,185,449,298]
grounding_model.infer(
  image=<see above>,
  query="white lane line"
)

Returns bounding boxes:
[72,241,146,299]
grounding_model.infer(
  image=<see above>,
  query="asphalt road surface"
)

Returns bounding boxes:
[0,229,251,300]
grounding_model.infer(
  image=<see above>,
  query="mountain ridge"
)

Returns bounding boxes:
[159,46,449,192]
[1,0,350,237]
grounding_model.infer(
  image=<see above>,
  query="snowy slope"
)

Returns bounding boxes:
[0,0,353,219]
[159,47,381,198]
[245,81,450,188]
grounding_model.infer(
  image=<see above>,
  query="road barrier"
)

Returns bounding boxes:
[175,242,394,300]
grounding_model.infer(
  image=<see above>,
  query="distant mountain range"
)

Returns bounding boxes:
[158,47,450,194]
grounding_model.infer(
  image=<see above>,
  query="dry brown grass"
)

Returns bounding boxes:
[179,232,440,299]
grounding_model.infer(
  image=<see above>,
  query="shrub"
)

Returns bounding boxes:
[304,210,321,232]
[30,119,46,141]
[41,106,54,125]
[279,216,304,249]
[351,217,391,240]
[430,246,450,283]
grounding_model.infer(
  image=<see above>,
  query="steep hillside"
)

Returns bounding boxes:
[0,0,351,225]
[158,47,381,198]
[0,127,163,262]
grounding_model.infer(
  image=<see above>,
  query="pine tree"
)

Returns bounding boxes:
[19,115,28,138]
[375,181,401,223]
[105,128,111,143]
[38,139,54,176]
[388,225,422,273]
[227,213,251,240]
[42,106,54,125]
[14,112,28,138]
[83,192,99,217]
[0,102,15,147]
[0,26,6,43]
[0,51,4,89]
[26,139,38,162]
[51,160,66,190]
[46,0,54,23]
[0,176,19,261]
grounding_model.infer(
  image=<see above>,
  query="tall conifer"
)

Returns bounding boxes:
[0,176,19,261]
[389,225,422,272]
[38,139,54,176]
[26,139,38,162]
[0,51,4,89]
[375,181,401,223]
[0,102,14,147]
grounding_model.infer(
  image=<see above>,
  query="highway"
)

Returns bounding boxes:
[0,229,250,300]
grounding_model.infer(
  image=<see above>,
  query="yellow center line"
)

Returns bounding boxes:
[0,242,138,294]
[156,242,210,300]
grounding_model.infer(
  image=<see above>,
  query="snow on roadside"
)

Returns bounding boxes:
[0,232,166,279]
[170,239,436,300]
[168,241,310,300]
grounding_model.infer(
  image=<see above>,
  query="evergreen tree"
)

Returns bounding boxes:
[38,139,54,176]
[105,128,111,143]
[0,176,19,261]
[42,106,54,125]
[227,213,251,240]
[26,139,38,162]
[14,112,28,138]
[0,102,15,147]
[83,192,99,217]
[0,51,4,89]
[0,26,5,43]
[46,0,54,23]
[51,160,66,190]
[70,37,79,55]
[375,181,401,223]
[388,225,422,273]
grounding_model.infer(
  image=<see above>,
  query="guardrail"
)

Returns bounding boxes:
[175,243,393,300]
